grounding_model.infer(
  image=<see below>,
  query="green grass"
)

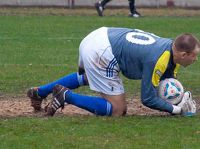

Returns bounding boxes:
[0,15,200,95]
[0,9,200,149]
[0,116,200,149]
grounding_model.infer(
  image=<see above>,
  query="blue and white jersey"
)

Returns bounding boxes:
[107,27,180,105]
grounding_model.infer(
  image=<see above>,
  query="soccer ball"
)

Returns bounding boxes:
[158,78,184,105]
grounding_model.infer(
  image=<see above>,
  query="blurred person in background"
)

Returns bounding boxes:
[95,0,141,17]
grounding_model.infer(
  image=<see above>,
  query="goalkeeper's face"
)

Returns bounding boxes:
[180,47,200,67]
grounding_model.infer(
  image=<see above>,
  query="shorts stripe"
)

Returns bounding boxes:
[106,58,115,77]
[106,58,117,77]
[109,60,118,77]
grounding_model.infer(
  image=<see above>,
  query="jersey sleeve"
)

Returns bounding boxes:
[151,50,180,85]
[152,51,170,87]
[141,61,173,113]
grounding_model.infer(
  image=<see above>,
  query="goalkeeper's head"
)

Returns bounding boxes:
[172,33,200,67]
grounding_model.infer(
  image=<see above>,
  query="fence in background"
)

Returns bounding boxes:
[0,0,200,8]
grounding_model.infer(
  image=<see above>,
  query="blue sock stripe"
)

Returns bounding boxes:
[77,73,84,86]
[106,102,112,116]
[63,90,69,101]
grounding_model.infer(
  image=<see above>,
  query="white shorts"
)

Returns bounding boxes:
[78,27,124,95]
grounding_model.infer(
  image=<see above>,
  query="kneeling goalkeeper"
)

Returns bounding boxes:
[27,27,200,116]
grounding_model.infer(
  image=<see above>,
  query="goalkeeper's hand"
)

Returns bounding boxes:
[177,91,197,116]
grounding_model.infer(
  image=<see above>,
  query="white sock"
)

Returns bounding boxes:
[172,105,182,114]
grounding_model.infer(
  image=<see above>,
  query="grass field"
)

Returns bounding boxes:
[0,8,200,149]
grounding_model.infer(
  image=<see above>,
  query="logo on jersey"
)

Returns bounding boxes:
[155,69,163,77]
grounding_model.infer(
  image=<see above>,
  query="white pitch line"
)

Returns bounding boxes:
[0,64,200,75]
[0,64,69,67]
[0,37,82,40]
[47,37,82,40]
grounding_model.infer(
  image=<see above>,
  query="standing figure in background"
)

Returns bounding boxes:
[95,0,141,17]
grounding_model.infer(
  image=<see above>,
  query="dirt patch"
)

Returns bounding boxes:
[0,95,199,118]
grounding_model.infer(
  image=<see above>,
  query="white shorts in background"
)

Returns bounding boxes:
[78,27,124,95]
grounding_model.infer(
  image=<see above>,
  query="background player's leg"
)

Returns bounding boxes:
[95,0,112,16]
[129,0,141,17]
[101,0,112,7]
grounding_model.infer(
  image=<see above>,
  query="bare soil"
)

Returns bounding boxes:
[0,95,199,118]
